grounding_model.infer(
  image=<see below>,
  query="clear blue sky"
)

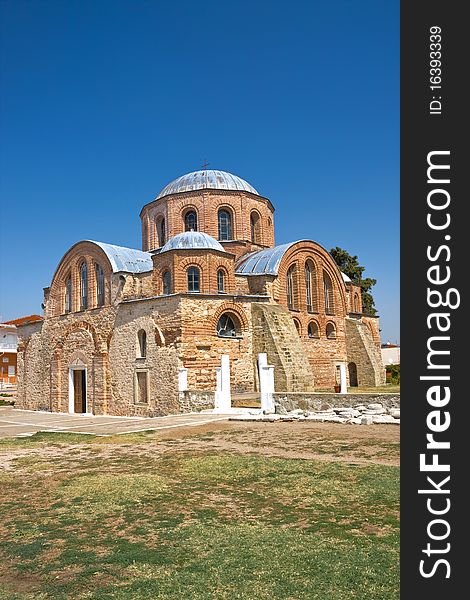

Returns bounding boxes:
[0,0,399,343]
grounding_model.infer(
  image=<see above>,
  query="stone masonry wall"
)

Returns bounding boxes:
[274,393,400,413]
[109,299,180,416]
[252,303,314,392]
[17,299,180,417]
[180,296,256,393]
[178,390,215,413]
[346,318,386,386]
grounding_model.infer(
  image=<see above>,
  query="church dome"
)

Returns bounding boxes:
[156,169,259,199]
[160,231,225,253]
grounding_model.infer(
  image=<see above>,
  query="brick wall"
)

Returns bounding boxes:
[140,189,275,251]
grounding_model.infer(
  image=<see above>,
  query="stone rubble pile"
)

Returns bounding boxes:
[229,403,400,425]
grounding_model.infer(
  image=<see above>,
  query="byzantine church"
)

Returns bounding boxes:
[16,169,384,416]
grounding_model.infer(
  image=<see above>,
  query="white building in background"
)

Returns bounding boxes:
[381,342,400,366]
[0,322,18,385]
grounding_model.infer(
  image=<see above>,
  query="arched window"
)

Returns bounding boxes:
[323,271,334,315]
[157,217,166,246]
[305,260,318,312]
[187,266,200,293]
[353,293,360,313]
[65,275,72,313]
[218,209,232,241]
[162,270,171,295]
[95,263,105,307]
[80,262,88,310]
[217,269,225,293]
[293,319,301,336]
[308,321,320,339]
[184,210,198,232]
[287,265,297,310]
[250,211,261,244]
[217,313,239,338]
[326,322,336,339]
[137,330,147,358]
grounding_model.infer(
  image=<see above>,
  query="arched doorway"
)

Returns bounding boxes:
[69,362,87,413]
[348,362,358,387]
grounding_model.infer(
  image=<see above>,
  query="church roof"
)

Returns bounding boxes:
[235,241,353,282]
[235,242,298,275]
[160,231,225,253]
[156,169,259,199]
[88,241,153,273]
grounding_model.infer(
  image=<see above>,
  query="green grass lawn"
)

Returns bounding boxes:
[0,429,399,599]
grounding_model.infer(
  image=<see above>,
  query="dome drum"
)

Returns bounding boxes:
[140,169,275,252]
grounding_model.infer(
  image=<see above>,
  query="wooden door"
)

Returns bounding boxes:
[73,370,86,413]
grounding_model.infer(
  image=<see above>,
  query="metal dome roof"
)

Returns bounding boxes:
[235,241,354,281]
[160,231,225,253]
[88,241,153,273]
[235,242,297,275]
[156,169,259,199]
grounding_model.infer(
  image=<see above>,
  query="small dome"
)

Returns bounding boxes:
[156,169,259,199]
[160,231,225,253]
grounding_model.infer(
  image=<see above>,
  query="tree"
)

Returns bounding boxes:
[330,247,377,315]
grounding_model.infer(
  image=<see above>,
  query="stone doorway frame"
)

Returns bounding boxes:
[68,365,89,414]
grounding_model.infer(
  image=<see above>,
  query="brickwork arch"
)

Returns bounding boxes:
[278,241,348,317]
[181,205,200,231]
[307,319,320,339]
[57,320,101,352]
[154,324,166,347]
[49,242,113,317]
[211,302,249,333]
[326,321,337,339]
[217,205,235,241]
[249,209,262,244]
[292,317,302,336]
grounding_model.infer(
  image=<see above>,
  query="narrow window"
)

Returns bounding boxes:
[250,211,261,244]
[217,269,225,293]
[184,210,197,231]
[135,371,149,403]
[162,270,171,295]
[308,321,320,339]
[157,217,166,246]
[187,266,200,293]
[287,265,296,310]
[95,263,105,307]
[217,313,238,337]
[354,293,360,312]
[137,330,147,358]
[65,275,72,313]
[218,209,232,241]
[323,271,334,315]
[80,262,88,310]
[305,260,317,312]
[293,319,301,336]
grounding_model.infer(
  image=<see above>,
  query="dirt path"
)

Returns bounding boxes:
[0,421,399,469]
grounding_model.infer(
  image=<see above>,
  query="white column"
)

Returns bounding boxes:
[178,368,188,392]
[259,353,275,413]
[214,355,231,412]
[339,362,347,394]
[68,368,74,413]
